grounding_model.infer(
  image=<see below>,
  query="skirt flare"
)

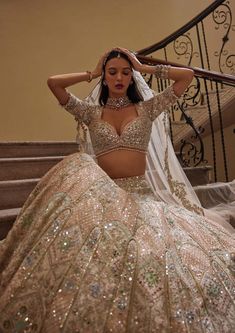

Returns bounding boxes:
[0,153,235,333]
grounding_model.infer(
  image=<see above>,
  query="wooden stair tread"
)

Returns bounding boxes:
[183,165,212,171]
[0,156,65,162]
[0,141,79,158]
[0,208,21,240]
[0,207,21,221]
[0,178,40,187]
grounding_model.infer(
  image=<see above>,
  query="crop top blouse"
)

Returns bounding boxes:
[62,85,179,157]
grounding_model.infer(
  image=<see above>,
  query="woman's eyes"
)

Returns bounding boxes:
[109,71,130,75]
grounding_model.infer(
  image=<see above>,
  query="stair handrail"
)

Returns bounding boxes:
[136,0,225,56]
[136,55,235,86]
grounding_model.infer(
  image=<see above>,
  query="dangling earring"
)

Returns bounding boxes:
[103,81,107,86]
[130,80,133,85]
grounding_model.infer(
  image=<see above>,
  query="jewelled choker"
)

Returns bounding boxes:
[106,96,131,109]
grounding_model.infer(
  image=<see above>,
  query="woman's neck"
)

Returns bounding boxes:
[106,95,131,109]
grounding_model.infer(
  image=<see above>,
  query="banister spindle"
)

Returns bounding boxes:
[215,81,229,181]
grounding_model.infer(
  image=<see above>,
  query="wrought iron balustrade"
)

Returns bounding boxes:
[136,0,235,182]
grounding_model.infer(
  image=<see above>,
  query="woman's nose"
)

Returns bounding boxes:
[116,72,122,80]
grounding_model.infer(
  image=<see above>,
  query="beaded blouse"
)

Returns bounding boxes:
[62,85,178,157]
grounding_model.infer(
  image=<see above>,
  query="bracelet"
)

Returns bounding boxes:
[154,64,171,80]
[86,70,93,83]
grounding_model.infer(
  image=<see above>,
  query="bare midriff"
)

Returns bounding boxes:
[97,150,146,179]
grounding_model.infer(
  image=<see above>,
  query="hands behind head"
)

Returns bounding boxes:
[92,47,143,78]
[113,47,143,72]
[92,51,110,79]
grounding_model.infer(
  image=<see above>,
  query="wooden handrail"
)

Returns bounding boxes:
[136,0,225,56]
[136,54,235,86]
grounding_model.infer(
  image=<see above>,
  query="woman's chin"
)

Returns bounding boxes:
[109,88,127,97]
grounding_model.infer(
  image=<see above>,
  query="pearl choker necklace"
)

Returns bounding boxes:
[106,96,131,109]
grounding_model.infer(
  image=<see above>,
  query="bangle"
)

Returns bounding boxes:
[86,70,93,83]
[154,64,171,80]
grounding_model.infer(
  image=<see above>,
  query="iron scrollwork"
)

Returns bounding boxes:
[179,125,205,167]
[144,72,205,167]
[176,78,206,167]
[179,77,201,109]
[173,33,199,66]
[213,1,235,74]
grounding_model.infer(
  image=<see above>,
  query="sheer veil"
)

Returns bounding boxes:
[77,69,234,232]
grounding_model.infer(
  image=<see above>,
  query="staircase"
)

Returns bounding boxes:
[172,87,235,147]
[0,142,79,240]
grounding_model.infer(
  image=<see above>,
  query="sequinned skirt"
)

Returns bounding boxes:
[0,153,235,333]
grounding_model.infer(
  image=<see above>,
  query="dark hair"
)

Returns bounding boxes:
[99,50,143,106]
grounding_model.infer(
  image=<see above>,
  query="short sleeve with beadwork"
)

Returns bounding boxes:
[61,92,96,126]
[142,85,179,121]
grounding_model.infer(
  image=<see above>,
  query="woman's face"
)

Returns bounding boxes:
[104,57,132,98]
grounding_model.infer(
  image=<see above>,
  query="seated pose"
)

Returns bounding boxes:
[0,47,234,333]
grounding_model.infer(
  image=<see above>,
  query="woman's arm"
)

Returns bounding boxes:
[47,72,97,105]
[47,52,109,105]
[139,65,194,97]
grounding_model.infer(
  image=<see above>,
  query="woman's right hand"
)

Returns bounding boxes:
[92,51,110,79]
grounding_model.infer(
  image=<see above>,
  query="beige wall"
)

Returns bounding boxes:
[1,0,216,141]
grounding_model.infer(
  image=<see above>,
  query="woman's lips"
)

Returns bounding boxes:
[115,84,124,89]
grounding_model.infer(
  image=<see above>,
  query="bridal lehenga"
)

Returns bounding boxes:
[0,71,235,332]
[0,153,235,332]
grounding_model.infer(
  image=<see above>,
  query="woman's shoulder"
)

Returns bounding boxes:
[62,92,100,112]
[139,85,179,107]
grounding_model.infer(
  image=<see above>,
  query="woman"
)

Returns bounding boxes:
[0,48,234,332]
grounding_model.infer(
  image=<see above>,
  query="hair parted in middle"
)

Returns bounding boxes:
[99,50,144,106]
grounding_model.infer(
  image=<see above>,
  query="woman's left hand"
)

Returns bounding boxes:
[114,47,143,72]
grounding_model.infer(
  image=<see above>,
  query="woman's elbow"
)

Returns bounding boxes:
[186,68,194,83]
[47,77,56,89]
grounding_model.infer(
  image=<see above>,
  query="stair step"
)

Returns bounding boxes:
[184,105,205,112]
[171,120,186,125]
[0,208,21,240]
[183,166,212,186]
[0,141,78,158]
[194,181,235,228]
[194,181,235,208]
[200,87,231,106]
[0,178,39,209]
[171,86,235,147]
[0,156,64,180]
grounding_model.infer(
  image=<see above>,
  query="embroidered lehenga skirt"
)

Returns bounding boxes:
[0,153,235,333]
